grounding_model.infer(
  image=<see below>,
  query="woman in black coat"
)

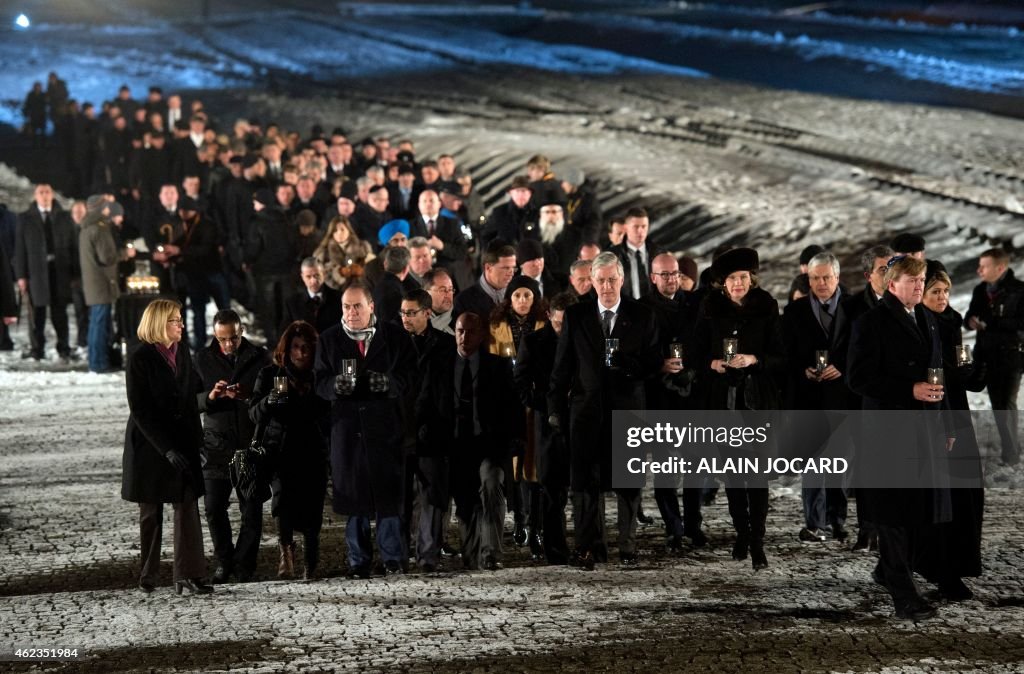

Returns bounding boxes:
[691,248,785,570]
[250,320,330,580]
[918,263,984,599]
[121,299,211,595]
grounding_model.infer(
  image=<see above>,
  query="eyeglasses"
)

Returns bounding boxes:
[652,271,680,279]
[431,286,455,294]
[167,318,184,325]
[398,309,427,317]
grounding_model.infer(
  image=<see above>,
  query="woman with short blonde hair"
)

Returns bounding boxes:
[122,298,213,595]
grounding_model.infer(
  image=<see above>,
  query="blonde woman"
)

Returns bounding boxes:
[121,299,212,595]
[313,216,374,290]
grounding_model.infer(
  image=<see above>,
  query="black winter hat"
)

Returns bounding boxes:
[506,274,541,301]
[711,247,759,282]
[516,238,544,263]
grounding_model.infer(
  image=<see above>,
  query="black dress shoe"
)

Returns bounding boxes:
[211,565,232,584]
[419,563,437,573]
[851,530,871,551]
[512,524,528,547]
[482,555,502,571]
[347,565,372,580]
[636,511,655,526]
[831,524,849,542]
[619,552,638,567]
[138,581,155,594]
[528,531,544,561]
[235,569,253,583]
[894,599,937,621]
[666,535,683,553]
[569,550,595,571]
[732,536,749,561]
[174,578,213,595]
[384,560,404,576]
[799,527,827,542]
[440,543,460,557]
[687,529,708,548]
[750,544,768,570]
[937,578,973,601]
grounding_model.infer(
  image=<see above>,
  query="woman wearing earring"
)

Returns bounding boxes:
[122,298,212,595]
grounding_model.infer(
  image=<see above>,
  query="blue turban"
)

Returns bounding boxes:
[378,219,410,246]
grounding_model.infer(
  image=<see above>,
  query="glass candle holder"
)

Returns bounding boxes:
[669,343,684,360]
[723,338,738,364]
[605,338,620,367]
[927,368,944,386]
[342,359,357,384]
[815,350,829,374]
[273,376,288,394]
[956,344,973,366]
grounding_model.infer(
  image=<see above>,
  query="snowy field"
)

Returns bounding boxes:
[3,1,1024,671]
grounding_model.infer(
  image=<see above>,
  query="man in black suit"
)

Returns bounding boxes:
[401,289,456,571]
[782,251,853,543]
[640,253,704,550]
[14,184,77,360]
[452,242,516,321]
[417,312,514,570]
[410,189,469,280]
[611,206,656,300]
[480,176,538,248]
[373,247,412,326]
[965,247,1024,466]
[847,255,955,620]
[388,164,420,221]
[282,258,342,335]
[843,244,892,551]
[548,252,661,568]
[514,291,577,564]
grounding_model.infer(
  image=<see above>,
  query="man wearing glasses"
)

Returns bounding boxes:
[422,269,456,335]
[193,309,270,583]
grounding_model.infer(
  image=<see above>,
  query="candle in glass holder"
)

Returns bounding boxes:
[815,350,829,374]
[956,344,973,366]
[274,376,289,394]
[723,338,738,363]
[669,343,684,361]
[927,368,944,386]
[342,359,358,385]
[500,343,515,360]
[605,338,620,367]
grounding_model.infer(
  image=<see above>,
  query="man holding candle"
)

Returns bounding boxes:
[548,251,661,569]
[782,252,853,543]
[848,254,954,621]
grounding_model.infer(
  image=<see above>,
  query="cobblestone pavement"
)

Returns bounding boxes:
[2,371,1024,673]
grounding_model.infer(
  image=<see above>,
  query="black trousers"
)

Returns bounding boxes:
[203,478,263,574]
[30,303,70,357]
[572,487,641,558]
[726,487,768,542]
[138,487,206,584]
[456,458,505,568]
[654,484,704,538]
[987,368,1021,464]
[875,524,926,606]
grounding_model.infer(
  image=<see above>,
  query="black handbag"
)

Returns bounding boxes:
[229,419,272,503]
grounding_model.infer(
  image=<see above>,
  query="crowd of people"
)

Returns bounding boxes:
[4,78,1022,623]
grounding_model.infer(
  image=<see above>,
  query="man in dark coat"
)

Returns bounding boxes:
[282,258,342,335]
[964,247,1024,466]
[452,242,517,321]
[14,184,77,360]
[350,185,391,251]
[848,255,954,621]
[372,246,411,326]
[513,291,577,564]
[480,175,538,248]
[409,189,470,285]
[244,190,298,349]
[402,289,456,571]
[314,284,416,577]
[193,310,270,582]
[610,206,658,300]
[1,243,16,326]
[560,168,603,244]
[782,252,853,543]
[548,252,661,569]
[418,312,515,570]
[640,253,704,550]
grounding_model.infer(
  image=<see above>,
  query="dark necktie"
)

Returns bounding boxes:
[633,248,645,297]
[42,211,54,255]
[457,359,474,439]
[427,218,435,235]
[602,310,614,337]
[310,295,322,318]
[820,304,833,335]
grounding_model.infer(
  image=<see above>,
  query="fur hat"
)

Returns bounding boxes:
[711,247,759,282]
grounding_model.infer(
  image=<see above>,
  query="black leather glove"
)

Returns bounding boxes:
[335,374,355,396]
[165,450,190,473]
[367,371,389,393]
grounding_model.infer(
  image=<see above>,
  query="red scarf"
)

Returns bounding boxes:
[155,342,179,374]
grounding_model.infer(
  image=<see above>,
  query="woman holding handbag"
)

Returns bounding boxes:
[250,320,331,580]
[121,298,212,595]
